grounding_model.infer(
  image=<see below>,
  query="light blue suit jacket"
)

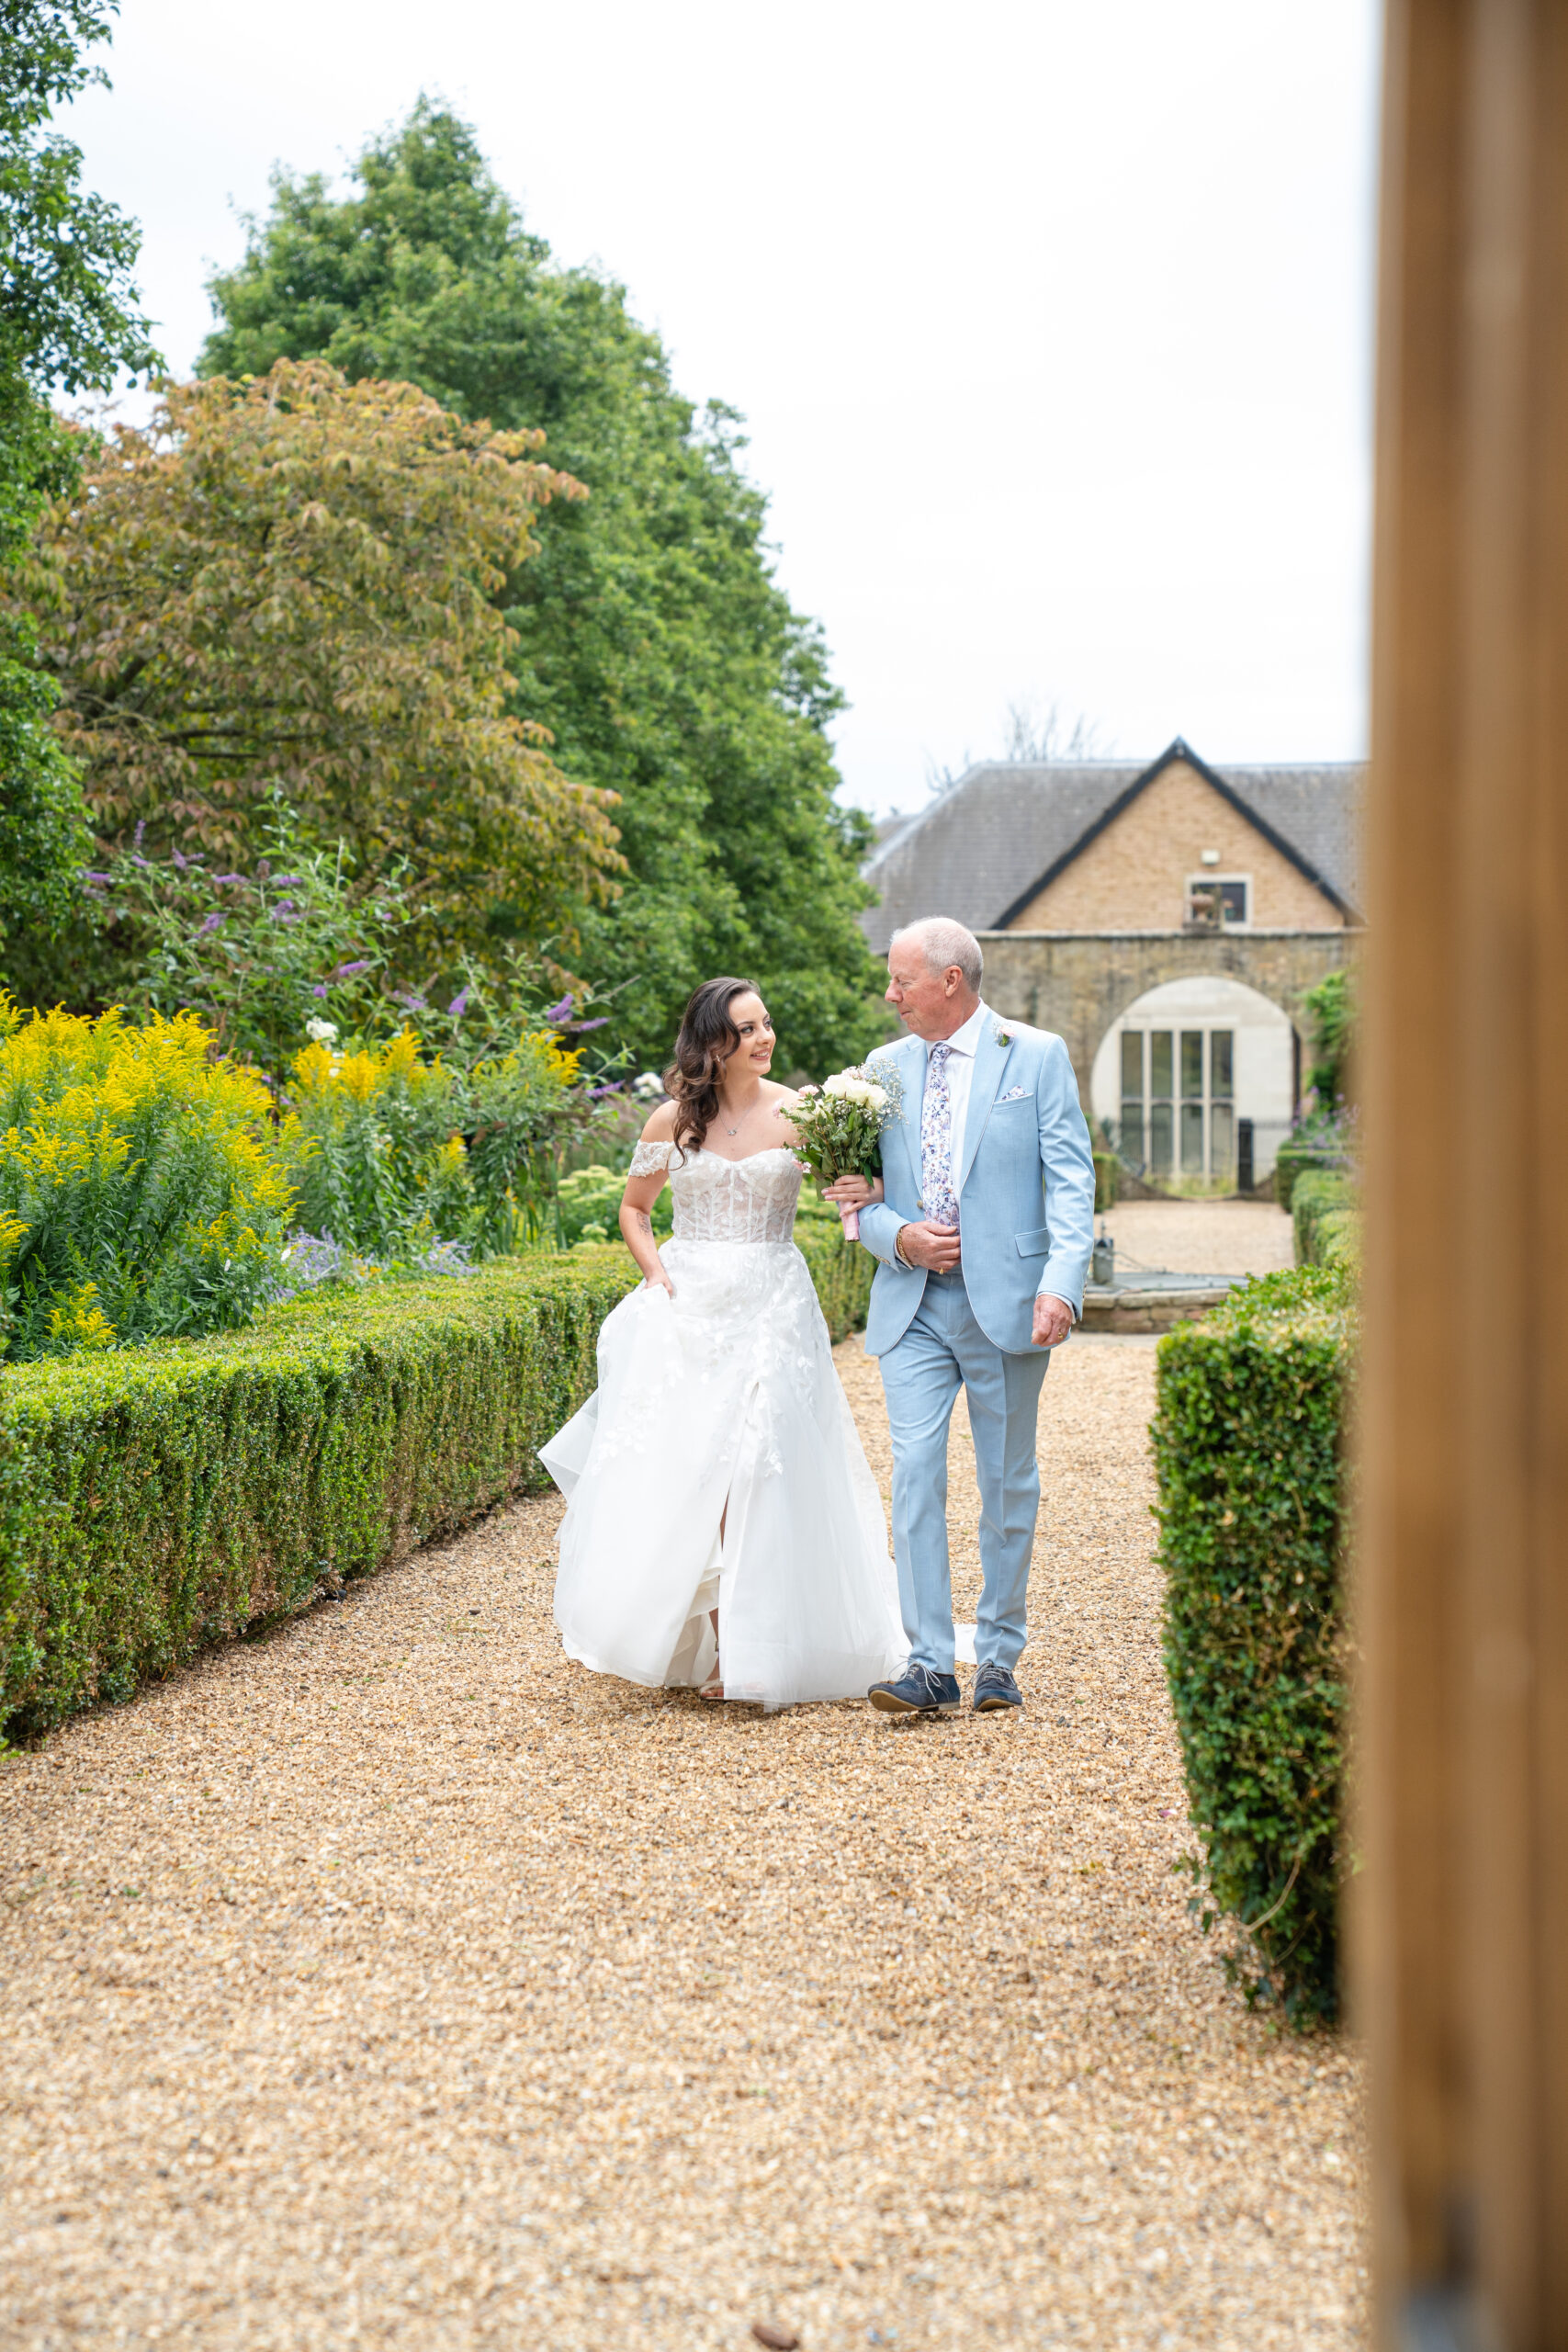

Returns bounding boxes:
[856,1008,1097,1358]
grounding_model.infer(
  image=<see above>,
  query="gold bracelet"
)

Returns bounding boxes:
[894,1225,913,1269]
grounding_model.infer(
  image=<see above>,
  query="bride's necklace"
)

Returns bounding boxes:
[720,1090,761,1139]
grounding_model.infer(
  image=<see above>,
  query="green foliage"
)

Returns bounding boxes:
[1292,1168,1361,1271]
[88,798,413,1072]
[1272,1136,1352,1213]
[558,1162,670,1249]
[21,361,623,965]
[1093,1148,1119,1212]
[0,1250,639,1739]
[0,1,154,395]
[0,514,89,951]
[1152,1261,1355,2028]
[1303,967,1356,1112]
[0,1001,295,1357]
[793,1212,876,1344]
[0,1214,879,1738]
[0,4,156,979]
[199,100,883,1075]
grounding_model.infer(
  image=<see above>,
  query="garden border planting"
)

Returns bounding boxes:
[1151,1261,1354,2026]
[0,1252,631,1740]
[0,1227,876,1742]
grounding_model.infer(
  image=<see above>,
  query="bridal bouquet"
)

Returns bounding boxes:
[785,1060,904,1239]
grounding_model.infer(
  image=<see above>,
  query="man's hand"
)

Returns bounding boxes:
[896,1220,962,1272]
[1032,1293,1073,1348]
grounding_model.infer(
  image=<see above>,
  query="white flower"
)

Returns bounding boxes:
[306,1018,339,1047]
[864,1082,888,1110]
[822,1072,848,1098]
[632,1070,665,1099]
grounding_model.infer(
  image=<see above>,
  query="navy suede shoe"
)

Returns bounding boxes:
[973,1662,1023,1713]
[868,1664,962,1717]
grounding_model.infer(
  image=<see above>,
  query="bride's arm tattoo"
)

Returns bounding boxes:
[631,1209,653,1238]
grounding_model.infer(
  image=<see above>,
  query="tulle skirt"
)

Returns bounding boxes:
[541,1238,906,1710]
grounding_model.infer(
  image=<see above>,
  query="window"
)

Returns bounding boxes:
[1185,875,1250,929]
[1118,1026,1236,1182]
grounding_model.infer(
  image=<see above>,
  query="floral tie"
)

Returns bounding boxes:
[921,1043,960,1227]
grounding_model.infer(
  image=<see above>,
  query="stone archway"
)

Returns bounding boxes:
[1089,973,1297,1182]
[976,926,1360,1117]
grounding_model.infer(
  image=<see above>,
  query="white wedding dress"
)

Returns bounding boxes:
[541,1142,906,1709]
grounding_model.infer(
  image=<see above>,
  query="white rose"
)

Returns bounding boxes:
[822,1073,848,1097]
[865,1083,888,1110]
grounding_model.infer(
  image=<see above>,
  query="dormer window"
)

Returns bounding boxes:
[1186,875,1250,929]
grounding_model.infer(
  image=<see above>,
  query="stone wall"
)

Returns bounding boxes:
[979,928,1363,1102]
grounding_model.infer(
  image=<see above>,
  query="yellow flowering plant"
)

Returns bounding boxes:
[286,1018,592,1259]
[0,1000,297,1356]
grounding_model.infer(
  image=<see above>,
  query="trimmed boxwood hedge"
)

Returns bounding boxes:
[0,1252,635,1741]
[0,1222,878,1742]
[1151,1260,1355,2027]
[1291,1167,1361,1272]
[795,1216,876,1342]
[1271,1139,1352,1212]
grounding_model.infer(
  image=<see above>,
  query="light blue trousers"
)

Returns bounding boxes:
[876,1268,1052,1674]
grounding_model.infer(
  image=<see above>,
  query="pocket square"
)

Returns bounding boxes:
[998,1085,1030,1103]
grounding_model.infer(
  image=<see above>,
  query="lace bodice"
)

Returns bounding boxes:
[628,1140,803,1244]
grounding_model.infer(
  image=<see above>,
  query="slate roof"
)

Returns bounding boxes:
[859,738,1364,951]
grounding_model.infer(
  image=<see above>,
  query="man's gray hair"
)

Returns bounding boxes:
[890,916,984,992]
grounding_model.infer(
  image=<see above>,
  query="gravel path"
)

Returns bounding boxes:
[1101,1199,1295,1278]
[2,1316,1363,2348]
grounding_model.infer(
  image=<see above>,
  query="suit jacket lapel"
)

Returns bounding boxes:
[957,1012,1010,1193]
[901,1035,928,1185]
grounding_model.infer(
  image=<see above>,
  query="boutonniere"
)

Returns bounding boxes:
[993,1022,1013,1047]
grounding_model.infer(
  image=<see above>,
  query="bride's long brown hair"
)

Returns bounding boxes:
[665,977,761,1157]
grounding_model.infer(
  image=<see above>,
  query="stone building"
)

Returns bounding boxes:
[861,738,1363,1182]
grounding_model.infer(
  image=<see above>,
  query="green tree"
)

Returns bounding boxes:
[0,3,154,970]
[20,361,624,963]
[200,99,882,1074]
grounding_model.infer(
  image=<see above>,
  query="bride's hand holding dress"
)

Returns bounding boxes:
[618,1112,679,1298]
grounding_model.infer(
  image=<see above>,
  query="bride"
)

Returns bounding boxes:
[541,976,905,1709]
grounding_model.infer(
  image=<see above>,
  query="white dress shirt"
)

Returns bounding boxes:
[922,999,991,1204]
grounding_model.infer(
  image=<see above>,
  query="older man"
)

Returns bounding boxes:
[854,917,1096,1715]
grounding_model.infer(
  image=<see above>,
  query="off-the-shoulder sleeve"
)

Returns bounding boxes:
[627,1139,675,1178]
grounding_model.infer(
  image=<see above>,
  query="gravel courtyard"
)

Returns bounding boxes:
[1100,1196,1296,1279]
[1,1253,1363,2347]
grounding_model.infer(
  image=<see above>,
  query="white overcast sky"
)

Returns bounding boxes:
[64,0,1382,817]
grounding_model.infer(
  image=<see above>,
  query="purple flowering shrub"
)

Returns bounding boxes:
[86,797,411,1077]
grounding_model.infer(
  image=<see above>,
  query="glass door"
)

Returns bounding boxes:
[1117,1024,1236,1182]
[1210,1029,1235,1180]
[1180,1032,1205,1174]
[1148,1031,1174,1176]
[1120,1030,1145,1170]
